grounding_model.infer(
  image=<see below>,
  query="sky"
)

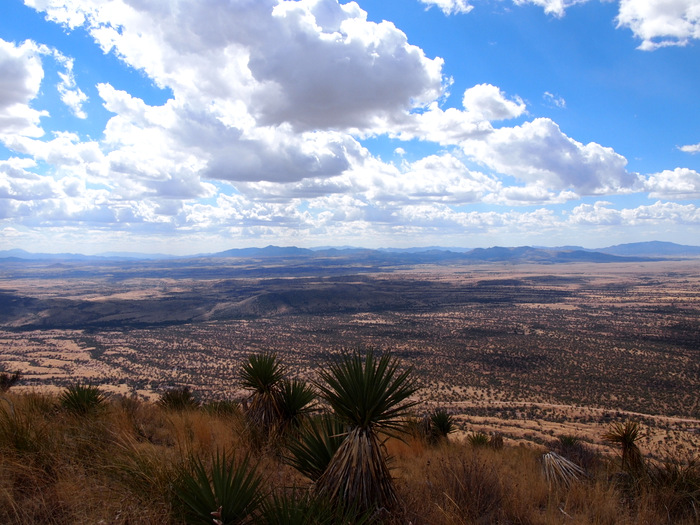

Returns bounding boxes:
[0,0,699,255]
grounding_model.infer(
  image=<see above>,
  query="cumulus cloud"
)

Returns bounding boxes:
[512,0,590,18]
[461,118,641,194]
[644,168,700,199]
[679,142,700,154]
[570,200,700,225]
[0,39,47,138]
[617,0,700,50]
[418,0,474,15]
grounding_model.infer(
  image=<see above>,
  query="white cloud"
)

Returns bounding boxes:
[679,142,700,154]
[617,0,700,50]
[644,168,700,199]
[418,0,474,15]
[461,118,641,194]
[543,91,566,109]
[53,52,88,119]
[462,84,526,121]
[0,39,47,138]
[512,0,590,18]
[570,200,700,225]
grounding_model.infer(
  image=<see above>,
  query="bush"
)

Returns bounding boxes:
[158,386,201,411]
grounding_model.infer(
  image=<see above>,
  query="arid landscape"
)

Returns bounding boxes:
[1,252,699,458]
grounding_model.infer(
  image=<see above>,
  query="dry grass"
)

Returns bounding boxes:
[3,388,695,524]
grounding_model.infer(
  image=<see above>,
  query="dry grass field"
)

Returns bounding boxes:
[1,258,699,459]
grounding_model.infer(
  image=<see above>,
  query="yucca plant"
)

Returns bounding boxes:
[284,414,347,482]
[602,420,645,474]
[277,379,317,433]
[173,450,265,525]
[59,383,106,415]
[158,386,201,411]
[467,432,490,447]
[429,408,454,444]
[240,353,286,435]
[315,348,418,513]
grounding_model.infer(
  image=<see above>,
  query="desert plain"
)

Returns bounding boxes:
[1,255,698,457]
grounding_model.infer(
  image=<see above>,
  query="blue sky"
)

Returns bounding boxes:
[1,0,699,255]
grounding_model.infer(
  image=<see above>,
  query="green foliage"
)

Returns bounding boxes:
[157,386,201,411]
[649,454,700,522]
[315,348,418,513]
[284,414,347,482]
[0,370,21,393]
[467,432,490,447]
[59,383,106,415]
[203,400,240,417]
[259,490,370,525]
[429,408,454,443]
[277,379,316,432]
[603,420,644,473]
[240,353,286,395]
[316,348,418,435]
[173,450,265,525]
[240,353,286,435]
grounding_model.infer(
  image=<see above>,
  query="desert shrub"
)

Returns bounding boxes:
[173,450,265,524]
[552,433,599,471]
[0,370,21,393]
[489,432,504,450]
[434,453,504,523]
[647,454,700,522]
[158,386,201,411]
[59,384,106,416]
[203,400,240,417]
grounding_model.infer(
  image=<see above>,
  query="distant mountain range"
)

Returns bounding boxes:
[1,241,699,264]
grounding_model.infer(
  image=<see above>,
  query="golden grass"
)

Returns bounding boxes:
[0,390,698,524]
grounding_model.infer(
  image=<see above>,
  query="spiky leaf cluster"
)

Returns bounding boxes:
[59,384,106,415]
[316,349,418,435]
[173,451,265,525]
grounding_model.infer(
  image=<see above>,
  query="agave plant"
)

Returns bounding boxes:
[173,450,265,525]
[240,353,286,435]
[315,348,418,513]
[602,420,645,474]
[59,383,106,415]
[284,414,347,482]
